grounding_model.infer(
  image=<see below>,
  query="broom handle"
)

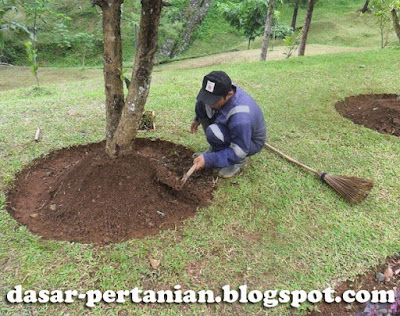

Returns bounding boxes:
[264,143,319,176]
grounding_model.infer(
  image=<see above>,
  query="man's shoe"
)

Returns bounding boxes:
[192,147,213,158]
[218,159,247,179]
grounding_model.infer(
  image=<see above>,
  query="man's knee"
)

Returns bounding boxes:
[206,124,230,150]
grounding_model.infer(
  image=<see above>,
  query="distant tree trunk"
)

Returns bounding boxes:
[291,0,300,31]
[391,9,400,44]
[298,0,316,56]
[361,0,370,13]
[259,0,275,61]
[92,0,163,158]
[160,0,213,58]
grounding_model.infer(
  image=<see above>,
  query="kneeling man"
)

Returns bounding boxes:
[191,71,267,178]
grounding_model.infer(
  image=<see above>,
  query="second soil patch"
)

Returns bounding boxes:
[335,94,400,136]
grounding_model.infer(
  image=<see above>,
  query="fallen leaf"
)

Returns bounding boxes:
[395,268,400,275]
[384,265,394,282]
[150,259,161,270]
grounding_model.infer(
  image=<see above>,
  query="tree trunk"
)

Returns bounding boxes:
[92,0,163,158]
[93,0,125,155]
[361,0,370,13]
[291,0,300,31]
[259,0,275,61]
[106,0,163,157]
[391,9,400,44]
[298,0,316,57]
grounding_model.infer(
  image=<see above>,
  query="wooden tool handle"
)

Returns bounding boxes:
[264,143,319,176]
[181,164,197,186]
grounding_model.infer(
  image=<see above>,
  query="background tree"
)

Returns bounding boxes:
[361,0,370,13]
[0,0,16,50]
[298,0,316,56]
[218,0,270,49]
[259,0,275,60]
[290,0,309,30]
[91,0,164,158]
[291,0,300,30]
[391,4,400,43]
[0,0,33,63]
[72,32,96,69]
[21,0,49,52]
[24,40,39,86]
[283,28,302,58]
[365,0,399,48]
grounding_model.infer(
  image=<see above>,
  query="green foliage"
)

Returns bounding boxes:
[283,29,302,57]
[24,40,39,86]
[270,10,292,41]
[157,0,197,58]
[72,32,95,69]
[271,23,293,39]
[0,0,17,49]
[218,0,269,47]
[363,0,400,48]
[50,13,72,49]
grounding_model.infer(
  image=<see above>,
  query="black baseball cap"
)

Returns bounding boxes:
[196,71,232,105]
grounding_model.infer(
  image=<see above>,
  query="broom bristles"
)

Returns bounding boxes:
[320,173,374,204]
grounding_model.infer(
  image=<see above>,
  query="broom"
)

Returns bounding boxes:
[264,143,374,204]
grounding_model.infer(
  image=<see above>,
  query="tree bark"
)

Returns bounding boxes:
[391,9,400,44]
[95,0,125,153]
[93,0,163,158]
[259,0,275,61]
[106,0,163,157]
[361,0,370,13]
[291,0,300,31]
[298,0,316,56]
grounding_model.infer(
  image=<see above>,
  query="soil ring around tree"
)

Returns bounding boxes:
[310,255,400,315]
[6,138,215,245]
[335,94,400,137]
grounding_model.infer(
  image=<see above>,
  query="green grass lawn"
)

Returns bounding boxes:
[1,48,400,315]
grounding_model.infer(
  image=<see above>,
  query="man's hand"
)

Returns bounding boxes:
[193,154,205,170]
[191,121,200,133]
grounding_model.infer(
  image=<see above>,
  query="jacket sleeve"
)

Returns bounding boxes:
[203,113,251,168]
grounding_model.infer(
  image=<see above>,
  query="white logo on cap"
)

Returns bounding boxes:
[205,80,215,93]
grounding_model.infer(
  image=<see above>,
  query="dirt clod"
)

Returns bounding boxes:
[335,94,400,136]
[6,139,215,244]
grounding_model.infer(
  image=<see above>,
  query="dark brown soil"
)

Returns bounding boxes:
[310,256,400,316]
[6,138,215,244]
[335,94,400,136]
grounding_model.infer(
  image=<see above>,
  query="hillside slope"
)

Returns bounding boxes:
[1,0,398,67]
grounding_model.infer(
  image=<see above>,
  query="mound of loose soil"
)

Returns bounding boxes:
[335,94,400,136]
[6,139,215,244]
